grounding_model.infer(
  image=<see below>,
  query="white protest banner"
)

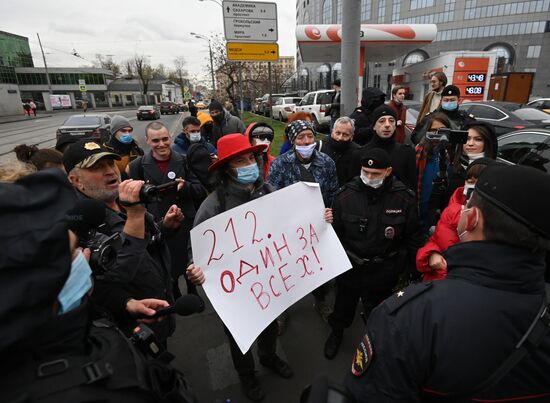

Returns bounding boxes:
[191,181,352,353]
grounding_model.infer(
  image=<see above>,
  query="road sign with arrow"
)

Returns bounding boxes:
[223,1,278,42]
[226,42,279,61]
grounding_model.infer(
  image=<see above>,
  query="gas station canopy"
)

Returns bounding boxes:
[297,24,438,62]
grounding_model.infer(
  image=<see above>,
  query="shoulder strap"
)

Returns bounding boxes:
[452,293,550,398]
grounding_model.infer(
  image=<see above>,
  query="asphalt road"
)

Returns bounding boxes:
[0,109,186,162]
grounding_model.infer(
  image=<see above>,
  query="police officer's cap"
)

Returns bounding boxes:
[475,164,550,238]
[442,85,460,97]
[360,148,391,169]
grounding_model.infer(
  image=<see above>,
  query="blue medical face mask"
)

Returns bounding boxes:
[236,163,259,184]
[441,101,458,111]
[57,250,92,314]
[119,132,134,144]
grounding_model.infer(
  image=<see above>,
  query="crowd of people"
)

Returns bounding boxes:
[1,76,549,402]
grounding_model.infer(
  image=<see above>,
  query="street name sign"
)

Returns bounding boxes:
[227,42,279,61]
[223,1,278,42]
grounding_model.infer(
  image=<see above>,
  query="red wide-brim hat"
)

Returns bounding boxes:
[208,133,267,172]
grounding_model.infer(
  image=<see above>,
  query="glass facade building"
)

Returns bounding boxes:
[0,31,34,68]
[296,0,550,98]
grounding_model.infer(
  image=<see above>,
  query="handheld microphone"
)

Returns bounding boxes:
[147,294,205,318]
[66,199,106,234]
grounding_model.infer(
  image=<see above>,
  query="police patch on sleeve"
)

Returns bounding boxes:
[351,334,373,377]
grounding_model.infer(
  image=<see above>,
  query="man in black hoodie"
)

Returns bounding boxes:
[349,87,386,145]
[360,105,417,193]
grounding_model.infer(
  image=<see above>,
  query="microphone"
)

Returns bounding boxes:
[147,294,205,318]
[66,199,106,234]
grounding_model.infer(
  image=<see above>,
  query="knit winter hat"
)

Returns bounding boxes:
[110,115,133,136]
[285,120,316,143]
[371,105,398,127]
[208,100,224,112]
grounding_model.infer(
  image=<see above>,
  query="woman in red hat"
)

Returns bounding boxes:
[185,133,293,401]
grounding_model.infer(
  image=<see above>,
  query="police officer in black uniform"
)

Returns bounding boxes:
[411,85,476,145]
[324,148,423,359]
[346,163,550,402]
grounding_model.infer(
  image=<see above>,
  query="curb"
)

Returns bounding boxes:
[0,115,53,125]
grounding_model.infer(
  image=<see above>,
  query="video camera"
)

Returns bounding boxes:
[139,181,179,204]
[425,128,468,145]
[67,199,122,276]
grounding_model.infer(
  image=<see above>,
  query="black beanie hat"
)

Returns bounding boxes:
[475,164,550,238]
[371,105,398,127]
[208,100,224,112]
[360,148,391,168]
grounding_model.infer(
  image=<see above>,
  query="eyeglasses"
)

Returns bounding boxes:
[252,134,273,141]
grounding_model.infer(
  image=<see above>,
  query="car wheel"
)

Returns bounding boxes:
[137,117,141,120]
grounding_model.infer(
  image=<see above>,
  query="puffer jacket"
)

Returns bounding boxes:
[416,187,466,281]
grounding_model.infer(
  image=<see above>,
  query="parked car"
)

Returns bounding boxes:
[160,101,178,115]
[513,108,550,128]
[176,103,189,112]
[272,97,303,121]
[497,128,550,173]
[259,93,285,117]
[294,90,335,131]
[526,98,550,114]
[253,97,263,114]
[137,105,160,120]
[56,114,111,143]
[458,101,537,136]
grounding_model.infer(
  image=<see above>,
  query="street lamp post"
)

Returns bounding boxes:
[192,33,216,95]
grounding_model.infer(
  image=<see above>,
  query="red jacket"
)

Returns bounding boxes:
[245,122,275,181]
[416,187,466,281]
[388,100,407,144]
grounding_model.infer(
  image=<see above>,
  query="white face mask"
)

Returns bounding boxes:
[457,207,479,240]
[467,152,485,161]
[360,174,384,188]
[254,138,271,146]
[295,143,316,159]
[463,183,475,197]
[188,132,201,143]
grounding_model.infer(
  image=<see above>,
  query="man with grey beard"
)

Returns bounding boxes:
[63,140,184,344]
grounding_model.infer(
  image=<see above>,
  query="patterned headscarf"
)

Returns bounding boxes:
[285,120,316,144]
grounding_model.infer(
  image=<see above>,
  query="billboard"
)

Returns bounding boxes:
[50,94,72,109]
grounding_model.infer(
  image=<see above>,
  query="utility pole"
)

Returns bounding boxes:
[340,0,361,116]
[37,33,52,94]
[238,62,244,114]
[268,62,272,114]
[208,40,216,94]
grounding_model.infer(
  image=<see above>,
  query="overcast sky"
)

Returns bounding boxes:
[1,0,296,83]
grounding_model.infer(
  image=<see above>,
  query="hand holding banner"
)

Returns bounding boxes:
[191,182,352,353]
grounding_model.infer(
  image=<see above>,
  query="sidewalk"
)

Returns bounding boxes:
[0,106,139,125]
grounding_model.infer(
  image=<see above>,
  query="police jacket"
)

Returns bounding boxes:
[332,176,422,288]
[322,136,361,186]
[128,151,204,221]
[91,200,175,342]
[346,241,550,402]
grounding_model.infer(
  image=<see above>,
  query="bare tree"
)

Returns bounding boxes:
[123,59,134,78]
[171,56,189,98]
[133,55,154,104]
[153,63,167,80]
[94,54,121,77]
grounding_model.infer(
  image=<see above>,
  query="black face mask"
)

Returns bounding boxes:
[212,112,224,124]
[331,138,351,151]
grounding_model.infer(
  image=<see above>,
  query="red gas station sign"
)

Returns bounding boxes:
[453,58,490,101]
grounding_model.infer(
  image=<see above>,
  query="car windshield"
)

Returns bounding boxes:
[514,108,550,120]
[497,102,522,112]
[139,106,154,110]
[64,116,101,126]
